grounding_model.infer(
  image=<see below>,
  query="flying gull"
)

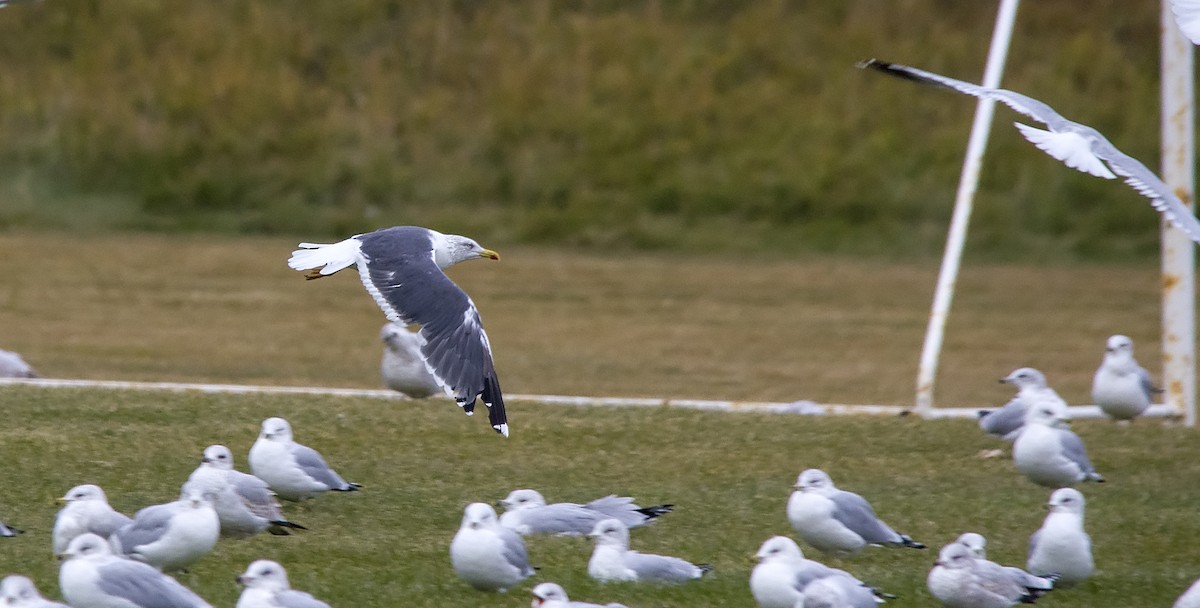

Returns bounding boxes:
[498,488,672,536]
[57,534,212,608]
[1092,335,1160,421]
[859,59,1200,244]
[530,582,628,608]
[183,444,306,538]
[236,560,332,608]
[587,518,712,584]
[0,575,69,608]
[1027,488,1094,587]
[53,484,133,553]
[380,322,443,398]
[449,502,535,592]
[787,468,924,557]
[288,226,508,436]
[248,417,360,502]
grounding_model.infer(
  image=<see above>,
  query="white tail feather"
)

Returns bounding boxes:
[287,237,364,276]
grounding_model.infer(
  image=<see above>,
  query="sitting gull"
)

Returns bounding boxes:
[53,484,133,553]
[587,518,712,584]
[288,226,508,436]
[110,487,220,573]
[0,348,38,378]
[183,444,306,538]
[1012,401,1104,487]
[248,417,360,501]
[380,322,443,398]
[955,533,1057,600]
[1026,488,1093,587]
[1092,335,1160,422]
[498,489,672,536]
[449,502,535,592]
[58,534,212,608]
[979,368,1065,442]
[787,468,924,557]
[235,560,331,608]
[859,59,1200,244]
[0,574,69,608]
[530,582,628,608]
[750,536,888,608]
[928,541,1052,608]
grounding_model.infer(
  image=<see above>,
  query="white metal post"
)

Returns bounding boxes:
[1160,1,1196,426]
[914,0,1021,416]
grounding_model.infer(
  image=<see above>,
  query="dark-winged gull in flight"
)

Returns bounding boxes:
[859,59,1200,244]
[287,226,508,436]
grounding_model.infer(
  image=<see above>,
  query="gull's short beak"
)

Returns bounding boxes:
[55,497,68,505]
[998,377,1010,384]
[56,552,69,562]
[934,560,944,567]
[480,248,500,261]
[236,575,248,586]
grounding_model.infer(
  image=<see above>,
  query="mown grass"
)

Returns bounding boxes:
[1,386,1198,607]
[0,0,1172,259]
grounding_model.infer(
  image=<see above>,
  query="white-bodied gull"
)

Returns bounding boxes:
[248,417,360,502]
[1027,488,1093,587]
[1012,401,1104,487]
[183,444,306,538]
[928,541,1052,608]
[58,534,212,608]
[380,322,443,398]
[859,59,1200,244]
[954,533,1057,601]
[110,487,220,573]
[235,560,331,608]
[449,502,535,592]
[529,582,628,608]
[787,469,925,557]
[587,518,712,584]
[750,536,888,608]
[53,484,133,554]
[288,226,508,436]
[498,489,672,536]
[979,368,1066,441]
[0,575,69,608]
[1092,335,1160,421]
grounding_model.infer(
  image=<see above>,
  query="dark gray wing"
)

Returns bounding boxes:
[358,227,508,435]
[96,560,211,608]
[624,551,700,582]
[288,443,351,490]
[1056,429,1097,475]
[276,590,331,608]
[113,504,176,554]
[829,491,902,544]
[497,527,535,576]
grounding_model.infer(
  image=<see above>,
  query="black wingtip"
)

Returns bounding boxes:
[1,526,23,537]
[635,504,675,519]
[483,375,509,438]
[271,520,308,531]
[901,535,926,550]
[697,563,715,576]
[977,410,992,419]
[334,483,362,492]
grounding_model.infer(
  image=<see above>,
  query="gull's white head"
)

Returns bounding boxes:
[432,232,500,269]
[795,468,835,493]
[201,445,234,471]
[237,560,291,591]
[60,484,107,503]
[754,535,804,562]
[955,532,987,558]
[461,502,499,530]
[260,417,293,442]
[0,575,42,606]
[1025,401,1069,428]
[499,489,547,511]
[1000,367,1047,389]
[179,486,215,509]
[58,533,113,561]
[530,582,569,606]
[1105,335,1134,357]
[1048,488,1086,515]
[588,518,630,548]
[934,542,976,571]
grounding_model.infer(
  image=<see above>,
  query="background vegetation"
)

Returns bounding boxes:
[0,0,1174,259]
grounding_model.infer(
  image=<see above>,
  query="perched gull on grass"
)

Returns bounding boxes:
[498,489,673,536]
[587,518,712,584]
[235,560,331,608]
[1,520,22,537]
[801,576,879,608]
[1012,401,1103,487]
[248,417,360,502]
[53,484,133,553]
[750,536,888,608]
[1176,577,1200,608]
[955,533,1057,600]
[58,533,212,608]
[380,322,443,399]
[110,487,220,573]
[0,575,69,608]
[1171,0,1200,45]
[288,226,508,436]
[1027,488,1093,587]
[1092,335,1160,422]
[859,59,1200,244]
[530,582,627,608]
[928,541,1052,608]
[787,469,925,557]
[450,502,535,592]
[979,368,1065,441]
[0,348,38,378]
[183,444,306,538]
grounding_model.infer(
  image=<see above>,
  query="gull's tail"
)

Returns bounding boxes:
[287,237,363,280]
[267,520,308,535]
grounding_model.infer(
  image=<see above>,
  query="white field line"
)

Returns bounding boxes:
[0,377,1179,420]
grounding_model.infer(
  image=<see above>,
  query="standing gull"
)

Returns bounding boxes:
[587,518,712,584]
[498,489,672,536]
[1012,401,1104,487]
[110,487,220,573]
[0,575,69,608]
[979,368,1065,441]
[53,484,133,553]
[786,469,925,557]
[1092,335,1160,422]
[927,541,1050,608]
[859,59,1200,244]
[750,536,886,608]
[449,502,535,592]
[235,560,331,608]
[248,417,360,502]
[380,322,443,399]
[1027,488,1093,587]
[288,226,508,436]
[57,534,212,608]
[530,582,627,608]
[183,444,306,538]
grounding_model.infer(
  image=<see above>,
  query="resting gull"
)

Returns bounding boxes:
[979,368,1065,441]
[1012,400,1103,487]
[955,533,1057,600]
[0,348,38,378]
[110,487,220,573]
[1092,335,1160,421]
[288,226,508,436]
[1027,488,1093,587]
[0,575,69,608]
[183,444,306,538]
[380,322,443,398]
[53,484,133,553]
[859,59,1200,244]
[449,502,535,592]
[498,489,672,536]
[750,536,888,608]
[58,534,212,608]
[248,417,360,501]
[530,582,628,608]
[786,468,924,557]
[235,560,331,608]
[928,541,1052,608]
[587,518,712,584]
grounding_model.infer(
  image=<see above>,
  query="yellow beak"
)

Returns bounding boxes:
[480,248,500,261]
